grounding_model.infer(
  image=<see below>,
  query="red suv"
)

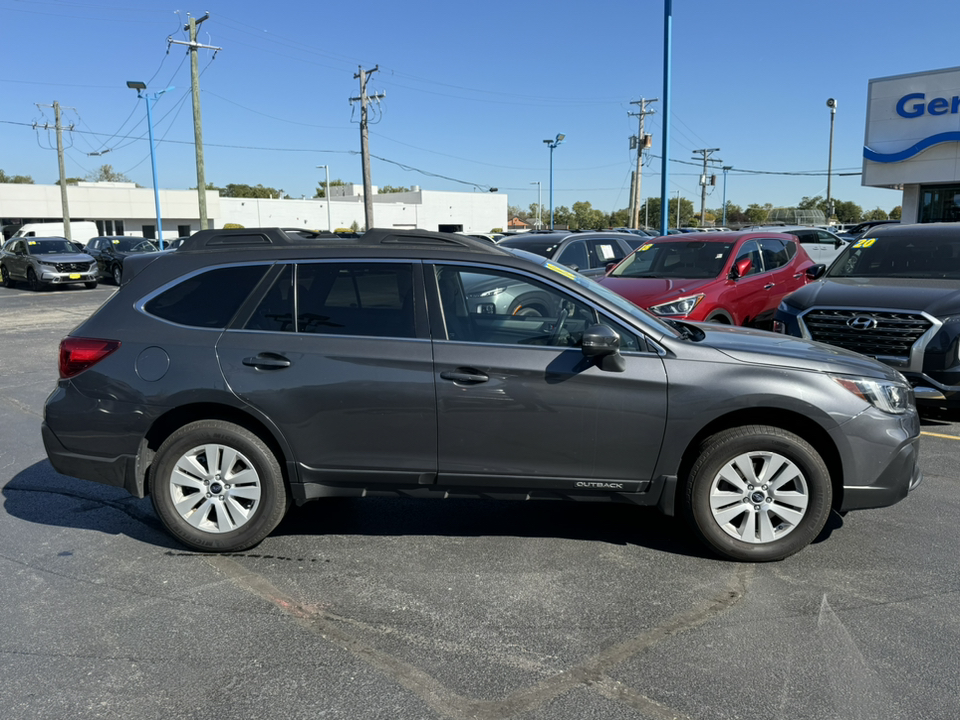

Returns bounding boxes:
[597,231,824,328]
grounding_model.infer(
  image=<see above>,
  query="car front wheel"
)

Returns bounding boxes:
[149,420,289,552]
[684,425,832,562]
[111,265,122,285]
[0,265,13,288]
[27,268,43,291]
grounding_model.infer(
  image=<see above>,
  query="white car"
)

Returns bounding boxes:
[749,225,849,267]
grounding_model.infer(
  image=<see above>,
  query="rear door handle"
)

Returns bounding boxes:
[764,283,775,289]
[440,370,489,384]
[242,353,291,370]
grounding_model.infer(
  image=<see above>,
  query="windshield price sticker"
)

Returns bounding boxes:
[639,243,654,252]
[853,238,877,248]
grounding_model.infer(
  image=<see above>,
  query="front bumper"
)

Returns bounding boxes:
[39,268,98,285]
[831,407,922,512]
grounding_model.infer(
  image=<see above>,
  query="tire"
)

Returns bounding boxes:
[111,265,122,285]
[683,425,832,562]
[0,265,13,289]
[27,268,43,292]
[149,420,289,552]
[705,313,731,324]
[84,280,98,289]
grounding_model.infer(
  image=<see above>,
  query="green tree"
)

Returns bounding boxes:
[0,169,34,183]
[832,200,863,224]
[86,164,131,183]
[609,207,630,227]
[552,205,574,229]
[380,185,410,194]
[315,178,348,198]
[571,201,607,230]
[745,203,772,224]
[863,207,889,221]
[222,183,287,199]
[889,205,902,220]
[640,196,698,228]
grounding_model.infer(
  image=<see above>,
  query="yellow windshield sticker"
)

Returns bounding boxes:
[28,241,37,245]
[546,262,576,280]
[112,239,121,244]
[639,243,654,252]
[852,238,877,248]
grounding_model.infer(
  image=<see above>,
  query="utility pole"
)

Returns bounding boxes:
[169,13,221,231]
[350,66,385,230]
[692,147,721,226]
[628,98,657,229]
[35,102,74,240]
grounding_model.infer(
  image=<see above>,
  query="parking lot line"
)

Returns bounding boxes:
[921,431,960,440]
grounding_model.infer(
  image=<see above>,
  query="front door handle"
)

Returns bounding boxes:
[764,283,775,290]
[242,353,291,370]
[440,370,489,384]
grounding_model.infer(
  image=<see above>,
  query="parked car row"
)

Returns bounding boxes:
[0,235,159,290]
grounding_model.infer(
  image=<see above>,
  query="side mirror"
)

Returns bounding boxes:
[730,257,752,279]
[835,239,842,248]
[567,263,581,272]
[806,263,826,280]
[581,324,625,372]
[605,261,618,273]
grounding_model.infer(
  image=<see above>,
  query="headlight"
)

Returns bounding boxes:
[831,375,912,415]
[38,260,57,267]
[649,294,704,317]
[467,286,507,299]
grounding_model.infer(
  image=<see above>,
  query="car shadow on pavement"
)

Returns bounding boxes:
[919,406,960,426]
[2,460,182,550]
[5,460,844,561]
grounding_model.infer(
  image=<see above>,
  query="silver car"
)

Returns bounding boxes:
[0,236,98,290]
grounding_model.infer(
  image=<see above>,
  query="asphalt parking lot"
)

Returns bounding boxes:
[1,283,959,720]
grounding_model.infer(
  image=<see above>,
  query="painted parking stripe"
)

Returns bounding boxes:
[921,431,960,440]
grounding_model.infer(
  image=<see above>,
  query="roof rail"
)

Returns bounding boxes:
[176,226,494,252]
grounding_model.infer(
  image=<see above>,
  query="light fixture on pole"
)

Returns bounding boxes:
[543,134,564,230]
[721,166,732,227]
[316,164,332,231]
[826,98,837,223]
[127,80,172,248]
[531,181,542,229]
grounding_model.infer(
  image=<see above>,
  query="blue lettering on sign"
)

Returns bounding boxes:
[896,92,960,118]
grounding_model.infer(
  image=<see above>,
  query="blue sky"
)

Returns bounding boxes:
[3,0,960,220]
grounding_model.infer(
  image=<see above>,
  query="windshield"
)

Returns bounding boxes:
[26,239,81,255]
[609,240,735,279]
[503,247,680,337]
[497,238,562,259]
[828,233,960,279]
[109,238,159,253]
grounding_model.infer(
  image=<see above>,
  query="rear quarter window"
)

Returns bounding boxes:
[144,265,269,328]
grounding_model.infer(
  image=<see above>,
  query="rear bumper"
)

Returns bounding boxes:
[41,421,143,497]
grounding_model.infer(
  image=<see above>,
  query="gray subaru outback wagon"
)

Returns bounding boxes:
[41,228,922,561]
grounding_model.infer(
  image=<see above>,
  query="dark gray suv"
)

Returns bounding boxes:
[42,228,922,561]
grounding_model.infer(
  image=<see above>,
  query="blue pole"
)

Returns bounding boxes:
[659,0,672,235]
[143,92,164,249]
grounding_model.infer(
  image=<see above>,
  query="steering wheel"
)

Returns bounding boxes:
[548,303,571,346]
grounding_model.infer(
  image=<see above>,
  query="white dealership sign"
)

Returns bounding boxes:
[863,66,960,188]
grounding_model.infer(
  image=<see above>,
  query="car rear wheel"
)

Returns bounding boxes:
[683,425,832,562]
[27,268,43,291]
[149,420,289,552]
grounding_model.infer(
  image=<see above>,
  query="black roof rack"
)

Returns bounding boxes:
[177,226,497,252]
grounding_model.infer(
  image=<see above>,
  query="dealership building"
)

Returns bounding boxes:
[0,181,507,241]
[863,65,960,223]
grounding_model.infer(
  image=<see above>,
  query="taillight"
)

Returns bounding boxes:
[59,337,121,378]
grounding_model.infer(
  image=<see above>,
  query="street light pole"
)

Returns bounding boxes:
[127,81,171,248]
[531,181,541,229]
[826,98,837,223]
[721,165,732,227]
[317,165,332,231]
[543,134,564,230]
